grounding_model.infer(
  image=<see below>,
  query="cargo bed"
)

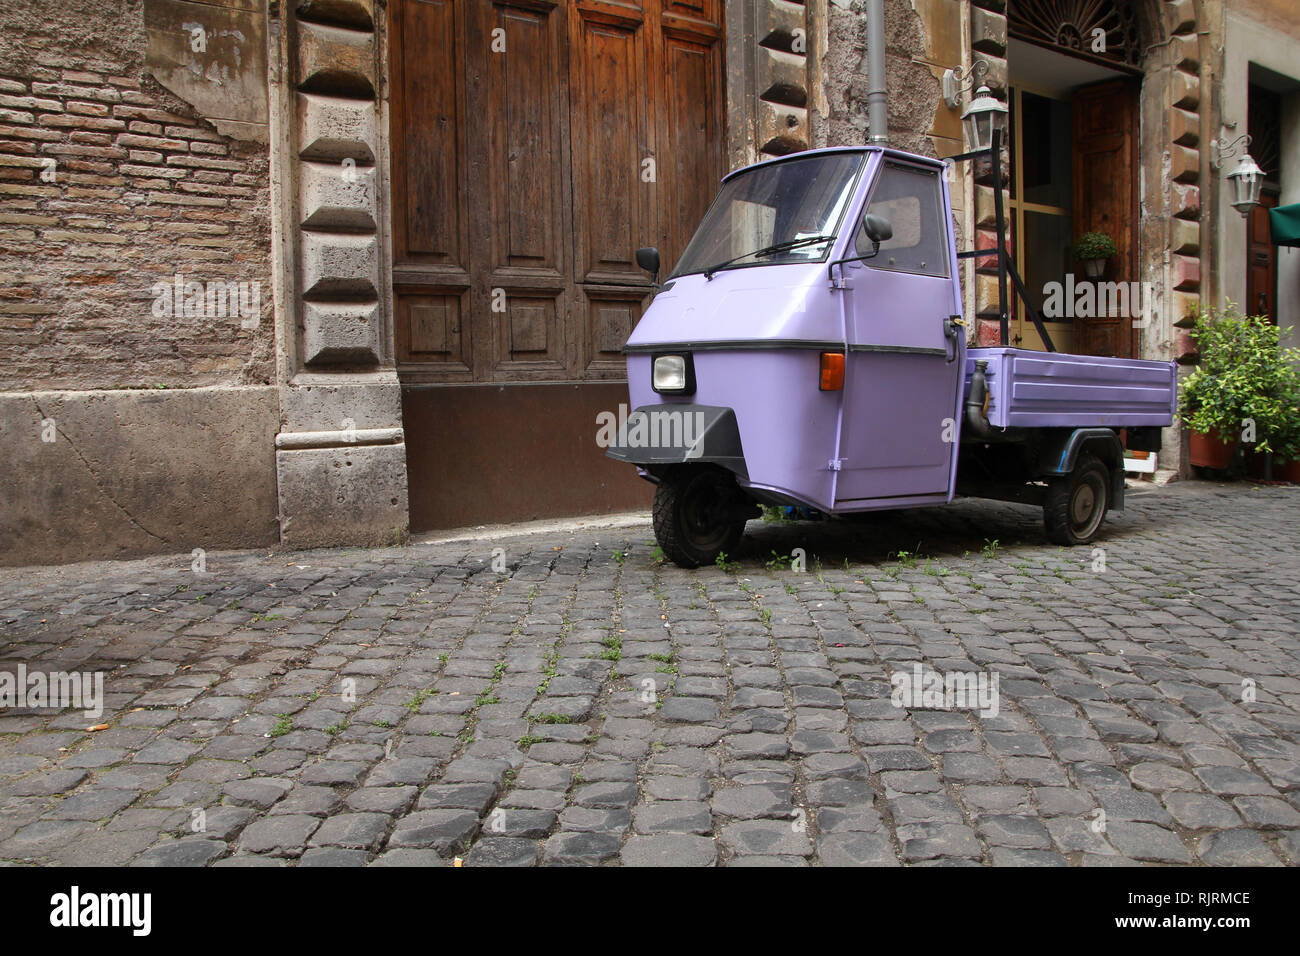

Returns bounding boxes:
[965,347,1177,430]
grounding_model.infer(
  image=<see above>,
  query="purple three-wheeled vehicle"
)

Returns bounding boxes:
[608,145,1176,568]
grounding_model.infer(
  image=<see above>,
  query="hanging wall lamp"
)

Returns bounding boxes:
[943,60,1007,153]
[1211,133,1263,218]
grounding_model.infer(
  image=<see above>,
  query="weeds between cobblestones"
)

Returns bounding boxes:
[0,483,1298,865]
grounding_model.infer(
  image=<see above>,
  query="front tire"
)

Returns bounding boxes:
[653,466,748,568]
[1043,453,1110,545]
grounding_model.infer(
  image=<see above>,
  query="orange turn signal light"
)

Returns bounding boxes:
[820,351,845,391]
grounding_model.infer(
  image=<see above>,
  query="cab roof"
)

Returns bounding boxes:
[720,145,948,183]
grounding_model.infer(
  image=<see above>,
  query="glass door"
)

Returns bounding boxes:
[1007,86,1075,353]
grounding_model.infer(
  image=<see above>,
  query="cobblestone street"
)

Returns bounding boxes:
[1,481,1298,867]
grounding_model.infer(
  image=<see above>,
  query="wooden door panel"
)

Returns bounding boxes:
[575,0,649,27]
[582,288,646,376]
[493,290,569,377]
[659,34,721,272]
[472,0,574,379]
[665,0,709,16]
[570,5,652,285]
[391,0,474,369]
[479,1,567,275]
[391,0,465,266]
[1247,193,1277,320]
[1071,79,1137,358]
[396,289,474,380]
[661,1,722,41]
[1248,261,1274,318]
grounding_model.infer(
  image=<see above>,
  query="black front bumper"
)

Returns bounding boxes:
[604,404,748,481]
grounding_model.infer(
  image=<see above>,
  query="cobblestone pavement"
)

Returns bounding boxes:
[1,481,1298,867]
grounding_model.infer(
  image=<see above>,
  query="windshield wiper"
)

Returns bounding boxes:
[701,234,835,279]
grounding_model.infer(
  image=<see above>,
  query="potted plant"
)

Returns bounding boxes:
[1179,367,1240,472]
[1266,381,1300,482]
[1177,306,1300,476]
[1075,231,1118,279]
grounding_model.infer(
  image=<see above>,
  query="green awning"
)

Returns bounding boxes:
[1270,203,1300,247]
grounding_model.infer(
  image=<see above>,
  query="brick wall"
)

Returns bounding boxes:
[0,1,273,391]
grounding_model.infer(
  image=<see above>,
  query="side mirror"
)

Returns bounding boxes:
[864,214,893,243]
[830,214,896,281]
[635,246,661,283]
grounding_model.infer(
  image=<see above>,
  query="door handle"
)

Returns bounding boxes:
[944,316,965,364]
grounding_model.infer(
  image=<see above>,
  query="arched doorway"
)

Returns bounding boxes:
[1006,0,1148,358]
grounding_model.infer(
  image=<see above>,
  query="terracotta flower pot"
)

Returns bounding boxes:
[1189,428,1237,469]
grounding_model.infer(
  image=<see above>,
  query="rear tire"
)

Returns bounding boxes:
[1043,453,1110,545]
[653,466,748,568]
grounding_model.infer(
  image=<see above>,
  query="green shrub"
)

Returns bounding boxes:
[1177,305,1300,462]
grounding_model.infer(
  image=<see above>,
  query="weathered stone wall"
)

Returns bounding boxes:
[0,0,273,391]
[0,0,279,566]
[0,386,279,566]
[814,0,942,157]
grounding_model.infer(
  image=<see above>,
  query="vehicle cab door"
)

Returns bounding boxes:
[832,159,965,507]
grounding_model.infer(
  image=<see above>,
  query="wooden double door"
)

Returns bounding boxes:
[388,0,725,384]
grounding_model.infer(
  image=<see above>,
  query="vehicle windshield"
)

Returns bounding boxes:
[670,152,865,279]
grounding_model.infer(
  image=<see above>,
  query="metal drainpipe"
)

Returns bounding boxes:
[863,0,888,145]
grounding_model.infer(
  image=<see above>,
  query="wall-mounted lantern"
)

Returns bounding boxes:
[943,60,1007,154]
[961,85,1008,154]
[1211,133,1263,218]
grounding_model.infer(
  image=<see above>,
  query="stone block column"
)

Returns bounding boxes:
[727,0,812,166]
[966,0,1009,348]
[269,0,409,549]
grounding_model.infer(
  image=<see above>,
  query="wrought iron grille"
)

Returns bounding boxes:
[1008,0,1143,69]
